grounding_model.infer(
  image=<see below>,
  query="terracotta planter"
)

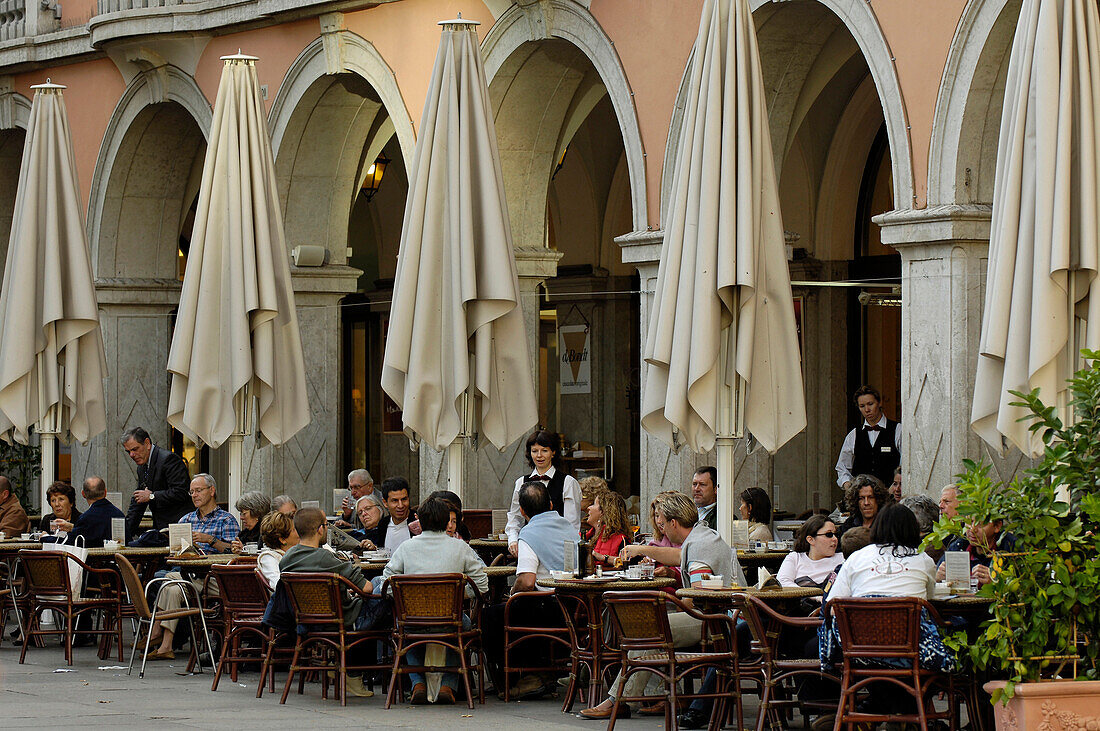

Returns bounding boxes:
[984,680,1100,730]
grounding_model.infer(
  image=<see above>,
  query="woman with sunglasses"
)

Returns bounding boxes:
[776,514,844,588]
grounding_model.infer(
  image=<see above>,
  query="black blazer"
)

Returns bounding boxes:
[125,445,192,539]
[71,498,126,548]
[377,512,418,548]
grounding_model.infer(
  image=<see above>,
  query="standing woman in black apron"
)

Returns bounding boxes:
[505,429,582,557]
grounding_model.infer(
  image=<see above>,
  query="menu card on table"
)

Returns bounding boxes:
[492,510,508,536]
[168,524,193,552]
[111,518,126,543]
[732,520,751,550]
[943,550,971,589]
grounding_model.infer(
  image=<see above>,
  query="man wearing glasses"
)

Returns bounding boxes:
[178,473,240,554]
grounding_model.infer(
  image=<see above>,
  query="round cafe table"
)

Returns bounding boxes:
[536,575,675,705]
[87,545,170,583]
[677,585,822,614]
[469,538,512,566]
[736,549,789,583]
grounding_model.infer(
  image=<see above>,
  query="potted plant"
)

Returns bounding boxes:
[0,439,41,514]
[925,349,1100,729]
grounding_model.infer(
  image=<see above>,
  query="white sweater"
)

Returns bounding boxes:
[827,544,936,600]
[382,530,489,597]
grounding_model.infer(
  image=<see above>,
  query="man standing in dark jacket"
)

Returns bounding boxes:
[121,427,191,543]
[54,476,124,548]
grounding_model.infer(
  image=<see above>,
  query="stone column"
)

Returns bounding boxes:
[226,265,360,510]
[417,246,562,509]
[874,204,1030,496]
[617,230,714,511]
[74,278,181,504]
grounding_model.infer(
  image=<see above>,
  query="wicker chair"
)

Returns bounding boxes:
[17,549,123,666]
[731,594,840,731]
[556,591,594,712]
[829,597,958,730]
[114,553,215,678]
[603,590,740,731]
[384,572,487,710]
[278,571,393,706]
[500,590,574,701]
[209,563,271,690]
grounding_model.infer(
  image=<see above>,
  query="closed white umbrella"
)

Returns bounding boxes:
[972,0,1100,456]
[381,16,537,500]
[0,80,107,507]
[167,53,309,512]
[641,0,806,541]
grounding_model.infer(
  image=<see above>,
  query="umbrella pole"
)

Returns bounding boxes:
[715,301,744,545]
[227,387,253,519]
[40,432,57,509]
[446,391,470,503]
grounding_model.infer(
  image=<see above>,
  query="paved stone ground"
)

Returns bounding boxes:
[0,632,769,730]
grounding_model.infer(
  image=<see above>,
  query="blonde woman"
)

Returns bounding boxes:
[257,511,299,589]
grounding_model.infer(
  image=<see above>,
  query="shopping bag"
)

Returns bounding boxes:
[41,534,87,599]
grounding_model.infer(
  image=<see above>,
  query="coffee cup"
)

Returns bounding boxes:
[626,565,642,580]
[20,533,31,540]
[933,582,951,599]
[753,541,766,553]
[103,540,120,550]
[244,542,260,555]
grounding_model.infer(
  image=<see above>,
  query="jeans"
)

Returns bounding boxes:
[405,615,472,691]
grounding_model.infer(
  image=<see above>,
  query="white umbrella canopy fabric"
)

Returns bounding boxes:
[382,19,537,464]
[972,0,1100,457]
[0,82,107,496]
[642,0,806,457]
[167,54,309,459]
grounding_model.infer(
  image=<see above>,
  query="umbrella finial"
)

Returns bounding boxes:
[221,50,259,64]
[439,13,480,27]
[31,78,66,91]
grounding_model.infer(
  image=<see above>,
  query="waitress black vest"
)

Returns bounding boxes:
[852,420,901,488]
[526,470,568,518]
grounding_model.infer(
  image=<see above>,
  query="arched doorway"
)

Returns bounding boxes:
[273,70,411,487]
[753,0,903,512]
[490,36,640,497]
[0,127,25,279]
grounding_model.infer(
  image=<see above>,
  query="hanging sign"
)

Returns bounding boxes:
[558,324,591,394]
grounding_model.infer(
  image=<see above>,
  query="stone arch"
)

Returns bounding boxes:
[268,35,414,266]
[482,0,648,232]
[0,91,31,269]
[268,34,415,174]
[660,0,914,217]
[927,0,1019,206]
[87,65,212,277]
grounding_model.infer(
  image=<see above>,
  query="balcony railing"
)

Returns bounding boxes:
[96,0,183,14]
[0,0,25,41]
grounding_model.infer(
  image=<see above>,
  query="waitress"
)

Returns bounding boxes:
[505,429,582,557]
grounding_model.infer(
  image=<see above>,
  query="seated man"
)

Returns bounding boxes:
[581,491,734,720]
[335,469,381,529]
[279,506,386,697]
[144,474,240,659]
[937,518,1016,588]
[376,476,420,551]
[53,476,124,548]
[381,496,488,705]
[0,475,30,537]
[483,481,578,698]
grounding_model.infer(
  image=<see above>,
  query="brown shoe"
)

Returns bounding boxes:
[409,682,428,704]
[638,701,666,716]
[435,686,456,705]
[579,703,631,720]
[145,648,175,661]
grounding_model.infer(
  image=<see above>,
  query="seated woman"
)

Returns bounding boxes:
[588,489,630,570]
[257,510,299,589]
[776,514,844,589]
[646,491,684,585]
[230,491,271,553]
[352,496,388,550]
[577,476,607,541]
[819,503,952,716]
[739,487,774,543]
[272,494,298,517]
[40,481,81,533]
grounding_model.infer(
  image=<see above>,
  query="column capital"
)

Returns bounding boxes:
[874,204,991,246]
[514,245,562,282]
[615,229,664,267]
